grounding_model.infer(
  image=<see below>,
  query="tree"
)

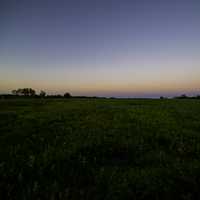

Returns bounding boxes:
[22,88,29,96]
[29,88,36,96]
[180,94,188,99]
[21,88,36,96]
[12,90,17,95]
[64,92,71,98]
[40,90,46,97]
[16,88,23,96]
[12,88,36,96]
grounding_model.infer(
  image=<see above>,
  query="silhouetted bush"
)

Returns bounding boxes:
[64,92,71,98]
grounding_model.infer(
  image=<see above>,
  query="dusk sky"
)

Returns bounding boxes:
[1,0,200,97]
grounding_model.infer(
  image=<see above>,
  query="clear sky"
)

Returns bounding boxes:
[1,0,200,97]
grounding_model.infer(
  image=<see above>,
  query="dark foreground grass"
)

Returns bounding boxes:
[1,98,200,199]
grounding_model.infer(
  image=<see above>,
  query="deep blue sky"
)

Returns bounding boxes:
[1,0,200,97]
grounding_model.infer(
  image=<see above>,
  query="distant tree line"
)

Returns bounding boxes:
[174,94,200,99]
[4,88,105,99]
[4,88,72,99]
[160,94,200,99]
[0,88,200,99]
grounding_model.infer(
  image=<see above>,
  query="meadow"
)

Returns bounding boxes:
[1,98,200,199]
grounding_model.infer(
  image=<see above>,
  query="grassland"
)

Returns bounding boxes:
[1,98,200,199]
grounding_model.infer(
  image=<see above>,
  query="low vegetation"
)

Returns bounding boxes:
[0,98,200,199]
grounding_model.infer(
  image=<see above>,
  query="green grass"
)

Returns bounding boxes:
[1,98,200,199]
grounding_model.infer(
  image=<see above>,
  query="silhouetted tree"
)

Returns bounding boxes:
[16,88,23,96]
[13,88,36,96]
[40,90,46,97]
[64,92,71,98]
[180,94,188,99]
[23,88,36,96]
[23,88,29,96]
[12,90,17,95]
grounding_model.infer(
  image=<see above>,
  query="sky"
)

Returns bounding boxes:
[0,0,200,97]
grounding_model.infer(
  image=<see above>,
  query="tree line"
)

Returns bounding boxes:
[11,88,72,98]
[0,88,200,99]
[160,94,200,99]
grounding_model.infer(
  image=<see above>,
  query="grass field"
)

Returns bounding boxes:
[1,98,200,199]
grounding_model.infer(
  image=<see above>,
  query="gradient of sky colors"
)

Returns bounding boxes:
[1,0,200,97]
